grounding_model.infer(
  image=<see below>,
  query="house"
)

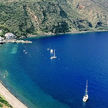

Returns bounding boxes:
[5,33,16,40]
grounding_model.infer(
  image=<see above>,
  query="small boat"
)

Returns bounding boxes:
[83,80,88,102]
[50,49,57,59]
[23,50,28,54]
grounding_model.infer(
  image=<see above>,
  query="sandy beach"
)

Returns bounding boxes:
[0,81,28,108]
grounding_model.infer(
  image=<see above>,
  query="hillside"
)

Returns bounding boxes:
[0,0,108,38]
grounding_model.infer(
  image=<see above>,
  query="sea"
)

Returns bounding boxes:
[0,32,108,108]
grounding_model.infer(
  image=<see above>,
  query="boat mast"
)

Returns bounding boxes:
[85,80,88,95]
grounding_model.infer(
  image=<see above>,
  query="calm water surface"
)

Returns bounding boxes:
[0,32,108,108]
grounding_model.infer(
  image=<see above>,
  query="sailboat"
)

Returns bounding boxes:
[50,49,57,59]
[83,80,88,102]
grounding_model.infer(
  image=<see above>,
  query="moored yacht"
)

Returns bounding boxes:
[83,80,88,102]
[50,49,57,59]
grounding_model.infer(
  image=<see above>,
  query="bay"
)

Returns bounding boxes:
[0,32,108,108]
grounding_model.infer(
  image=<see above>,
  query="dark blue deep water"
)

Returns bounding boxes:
[0,32,108,108]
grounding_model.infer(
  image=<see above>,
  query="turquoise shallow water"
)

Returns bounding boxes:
[0,32,108,108]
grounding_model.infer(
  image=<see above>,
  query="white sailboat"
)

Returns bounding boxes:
[83,80,88,102]
[50,49,57,59]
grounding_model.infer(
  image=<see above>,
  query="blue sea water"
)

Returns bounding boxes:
[0,32,108,108]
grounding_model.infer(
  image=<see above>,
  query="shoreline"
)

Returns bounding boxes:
[0,39,32,44]
[0,81,28,108]
[27,30,108,39]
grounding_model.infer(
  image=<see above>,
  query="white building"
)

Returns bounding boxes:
[5,33,16,40]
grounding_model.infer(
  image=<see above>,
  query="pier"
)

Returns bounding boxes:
[0,39,32,44]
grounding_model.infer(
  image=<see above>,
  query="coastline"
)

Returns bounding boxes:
[0,39,32,44]
[27,30,108,39]
[0,81,28,108]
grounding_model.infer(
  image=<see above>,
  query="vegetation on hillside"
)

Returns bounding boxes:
[0,95,12,108]
[0,0,107,38]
